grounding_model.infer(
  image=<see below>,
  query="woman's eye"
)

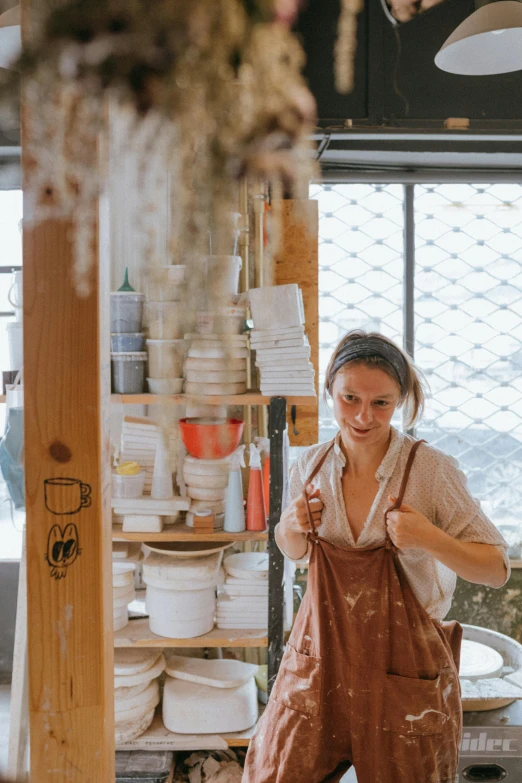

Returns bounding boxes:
[344,395,354,401]
[375,401,388,406]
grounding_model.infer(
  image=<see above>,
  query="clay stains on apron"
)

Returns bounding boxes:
[244,439,463,783]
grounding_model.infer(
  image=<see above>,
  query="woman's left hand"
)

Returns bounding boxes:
[385,494,435,550]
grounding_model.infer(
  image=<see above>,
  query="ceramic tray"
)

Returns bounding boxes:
[223,552,269,580]
[143,541,233,558]
[165,655,259,689]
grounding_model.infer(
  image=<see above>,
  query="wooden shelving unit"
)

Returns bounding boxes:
[111,391,316,406]
[114,618,267,648]
[109,395,289,752]
[112,523,268,543]
[116,706,266,750]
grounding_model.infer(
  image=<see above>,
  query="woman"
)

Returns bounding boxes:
[244,330,509,783]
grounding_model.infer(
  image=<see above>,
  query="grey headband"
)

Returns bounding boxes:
[328,337,408,395]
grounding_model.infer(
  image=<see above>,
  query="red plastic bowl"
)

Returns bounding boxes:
[179,418,245,460]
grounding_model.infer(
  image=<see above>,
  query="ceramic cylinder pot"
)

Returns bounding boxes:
[162,675,258,734]
[146,584,216,638]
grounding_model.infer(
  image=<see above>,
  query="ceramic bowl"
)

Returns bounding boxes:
[179,418,244,459]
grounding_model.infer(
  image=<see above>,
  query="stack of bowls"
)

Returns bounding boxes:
[143,550,223,638]
[110,290,146,394]
[179,418,245,531]
[144,266,186,395]
[114,649,165,744]
[183,455,230,529]
[113,563,136,631]
[184,334,248,396]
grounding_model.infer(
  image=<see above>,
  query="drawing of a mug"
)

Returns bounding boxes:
[44,477,92,516]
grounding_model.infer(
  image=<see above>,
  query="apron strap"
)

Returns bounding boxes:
[384,438,426,548]
[303,441,335,538]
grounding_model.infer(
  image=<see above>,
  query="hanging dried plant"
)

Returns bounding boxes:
[334,0,363,95]
[1,0,317,294]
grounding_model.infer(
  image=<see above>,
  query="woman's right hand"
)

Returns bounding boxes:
[279,484,324,535]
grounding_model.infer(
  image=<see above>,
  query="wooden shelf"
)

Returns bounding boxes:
[114,618,268,648]
[112,523,267,542]
[111,391,317,406]
[116,705,264,750]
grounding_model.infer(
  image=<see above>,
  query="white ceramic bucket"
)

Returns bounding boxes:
[7,321,22,370]
[163,676,258,734]
[146,584,215,638]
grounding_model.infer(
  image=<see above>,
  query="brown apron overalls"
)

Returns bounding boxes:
[244,439,463,783]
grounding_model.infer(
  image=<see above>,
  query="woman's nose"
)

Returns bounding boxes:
[355,406,372,424]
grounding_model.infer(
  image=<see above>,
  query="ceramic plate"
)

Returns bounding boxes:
[143,540,233,557]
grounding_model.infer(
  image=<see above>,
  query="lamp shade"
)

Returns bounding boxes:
[0,4,20,70]
[435,1,522,75]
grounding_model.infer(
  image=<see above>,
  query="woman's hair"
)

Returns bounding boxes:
[324,330,428,429]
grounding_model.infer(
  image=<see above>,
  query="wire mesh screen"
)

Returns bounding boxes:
[311,183,404,442]
[313,181,522,543]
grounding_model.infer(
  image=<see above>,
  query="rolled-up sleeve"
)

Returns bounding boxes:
[434,453,511,586]
[275,457,311,562]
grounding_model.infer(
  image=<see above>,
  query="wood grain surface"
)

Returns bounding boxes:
[274,200,319,446]
[23,90,115,780]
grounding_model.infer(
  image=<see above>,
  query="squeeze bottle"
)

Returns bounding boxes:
[224,445,246,533]
[246,442,267,531]
[255,436,270,517]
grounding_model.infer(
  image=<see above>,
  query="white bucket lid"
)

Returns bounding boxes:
[146,338,187,345]
[111,352,147,360]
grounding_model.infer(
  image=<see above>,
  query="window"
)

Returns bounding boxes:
[313,182,522,545]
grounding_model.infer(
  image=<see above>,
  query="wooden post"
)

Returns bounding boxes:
[274,200,319,446]
[22,19,114,780]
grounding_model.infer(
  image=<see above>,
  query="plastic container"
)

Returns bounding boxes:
[7,321,22,370]
[111,352,147,394]
[204,255,242,298]
[179,418,245,460]
[147,377,184,394]
[145,302,184,339]
[8,270,22,321]
[145,282,184,302]
[111,292,145,333]
[112,471,146,499]
[111,332,144,352]
[146,339,186,379]
[196,305,246,336]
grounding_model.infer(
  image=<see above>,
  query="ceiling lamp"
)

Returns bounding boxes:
[0,4,20,70]
[435,0,522,75]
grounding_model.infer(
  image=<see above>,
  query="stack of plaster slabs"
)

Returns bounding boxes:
[217,553,268,630]
[163,655,259,734]
[113,563,136,631]
[183,454,231,529]
[114,648,165,744]
[121,416,159,495]
[248,285,315,397]
[184,334,248,396]
[143,550,224,638]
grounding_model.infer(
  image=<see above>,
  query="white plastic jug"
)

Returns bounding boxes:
[8,271,22,322]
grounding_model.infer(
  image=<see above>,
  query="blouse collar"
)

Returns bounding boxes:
[333,425,404,481]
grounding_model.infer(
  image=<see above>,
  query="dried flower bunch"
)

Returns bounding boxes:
[386,0,449,24]
[3,0,318,293]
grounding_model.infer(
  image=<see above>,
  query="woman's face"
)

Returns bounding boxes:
[331,362,401,447]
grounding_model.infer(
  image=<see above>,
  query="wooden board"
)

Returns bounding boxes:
[114,617,268,648]
[274,200,319,446]
[112,392,316,406]
[22,33,114,779]
[116,705,265,750]
[113,523,268,542]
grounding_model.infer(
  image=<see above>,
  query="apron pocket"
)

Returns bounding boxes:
[383,672,446,736]
[271,643,322,717]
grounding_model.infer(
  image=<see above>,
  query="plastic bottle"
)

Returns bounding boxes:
[224,445,246,533]
[246,442,267,532]
[255,436,270,518]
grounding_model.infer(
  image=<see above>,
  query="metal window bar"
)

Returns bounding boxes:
[315,181,522,548]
